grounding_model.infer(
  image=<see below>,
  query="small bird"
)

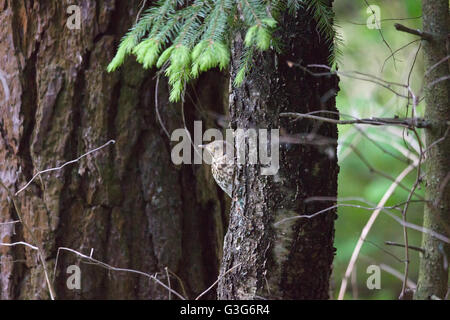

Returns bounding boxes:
[199,140,234,198]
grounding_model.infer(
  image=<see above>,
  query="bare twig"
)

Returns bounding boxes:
[165,267,171,300]
[0,241,39,251]
[195,263,242,300]
[385,241,425,254]
[399,128,423,299]
[280,112,431,128]
[394,23,434,41]
[135,0,148,24]
[0,179,55,300]
[363,0,398,69]
[338,161,417,300]
[54,247,186,300]
[155,73,171,139]
[16,140,115,195]
[0,220,20,226]
[382,39,421,72]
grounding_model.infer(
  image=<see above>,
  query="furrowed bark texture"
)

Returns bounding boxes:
[415,0,450,300]
[217,6,339,299]
[0,0,227,299]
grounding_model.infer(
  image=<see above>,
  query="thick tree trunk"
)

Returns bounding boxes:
[217,5,339,299]
[0,0,226,299]
[415,0,449,300]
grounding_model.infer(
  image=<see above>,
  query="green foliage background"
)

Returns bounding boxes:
[333,0,424,300]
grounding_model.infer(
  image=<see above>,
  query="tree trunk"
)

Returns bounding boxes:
[218,4,339,299]
[0,0,226,299]
[415,0,449,300]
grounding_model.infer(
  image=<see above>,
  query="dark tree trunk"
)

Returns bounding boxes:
[217,5,339,299]
[0,0,226,299]
[415,0,449,300]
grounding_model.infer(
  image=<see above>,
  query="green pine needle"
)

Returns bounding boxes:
[108,0,340,101]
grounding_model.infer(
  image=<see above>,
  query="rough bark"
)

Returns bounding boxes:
[0,0,226,299]
[415,0,449,300]
[217,5,339,299]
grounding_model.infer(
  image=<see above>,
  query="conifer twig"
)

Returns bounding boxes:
[394,23,434,41]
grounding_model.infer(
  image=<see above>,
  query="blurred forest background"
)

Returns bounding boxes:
[333,0,424,299]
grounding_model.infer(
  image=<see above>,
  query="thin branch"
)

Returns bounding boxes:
[165,267,171,300]
[195,263,242,300]
[385,241,425,254]
[363,239,405,263]
[382,39,421,72]
[155,72,171,139]
[362,0,397,69]
[347,15,422,26]
[54,247,186,300]
[0,241,39,251]
[16,139,115,195]
[0,179,55,300]
[135,0,148,24]
[394,23,434,41]
[0,220,20,226]
[338,161,417,300]
[399,128,423,299]
[280,112,431,128]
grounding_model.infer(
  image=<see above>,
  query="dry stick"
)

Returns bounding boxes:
[338,161,417,300]
[355,126,412,164]
[274,199,450,245]
[351,265,358,299]
[278,128,424,198]
[363,0,398,70]
[385,241,425,254]
[135,0,148,24]
[165,267,171,300]
[302,64,411,99]
[399,129,423,299]
[167,268,189,299]
[0,140,115,299]
[0,179,55,300]
[347,143,422,198]
[394,23,434,41]
[281,110,426,198]
[154,73,171,139]
[347,15,422,26]
[16,139,116,195]
[280,112,431,128]
[379,263,417,290]
[54,247,186,300]
[288,61,410,94]
[382,39,421,72]
[363,239,405,263]
[424,55,450,78]
[0,241,39,251]
[0,220,20,226]
[398,45,422,296]
[195,263,242,300]
[306,196,426,212]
